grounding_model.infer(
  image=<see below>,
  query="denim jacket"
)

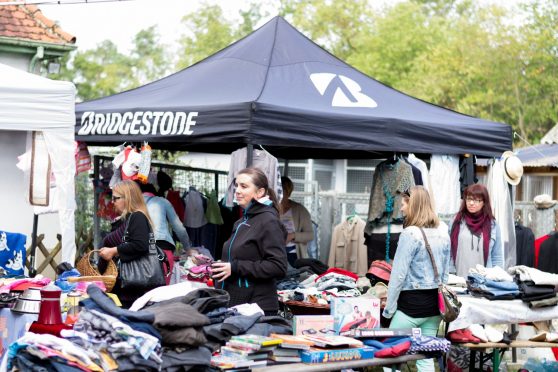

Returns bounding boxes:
[144,195,191,248]
[448,219,503,270]
[383,222,451,319]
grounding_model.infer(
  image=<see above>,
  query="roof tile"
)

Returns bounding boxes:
[0,0,76,45]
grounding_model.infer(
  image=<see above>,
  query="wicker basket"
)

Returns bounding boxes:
[76,250,118,292]
[68,275,117,292]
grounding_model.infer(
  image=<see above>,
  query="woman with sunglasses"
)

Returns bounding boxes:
[383,186,450,372]
[98,180,158,308]
[450,184,502,277]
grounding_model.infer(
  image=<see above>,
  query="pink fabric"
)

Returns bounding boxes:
[163,249,175,285]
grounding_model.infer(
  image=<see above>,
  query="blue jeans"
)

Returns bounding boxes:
[390,310,441,372]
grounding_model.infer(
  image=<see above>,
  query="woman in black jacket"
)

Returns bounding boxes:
[212,167,288,315]
[99,180,154,308]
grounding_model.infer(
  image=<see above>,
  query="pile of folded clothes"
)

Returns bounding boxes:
[467,265,519,300]
[508,265,558,308]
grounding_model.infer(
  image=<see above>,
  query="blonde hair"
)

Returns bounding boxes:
[403,186,439,229]
[112,180,153,227]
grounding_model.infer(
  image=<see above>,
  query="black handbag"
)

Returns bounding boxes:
[118,212,169,291]
[419,228,462,323]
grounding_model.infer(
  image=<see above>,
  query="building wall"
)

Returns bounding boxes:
[0,52,30,71]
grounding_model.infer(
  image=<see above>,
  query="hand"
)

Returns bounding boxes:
[211,262,231,282]
[286,233,295,244]
[98,247,118,261]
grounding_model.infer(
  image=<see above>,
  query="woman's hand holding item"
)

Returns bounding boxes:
[212,261,231,282]
[98,247,118,261]
[286,233,295,244]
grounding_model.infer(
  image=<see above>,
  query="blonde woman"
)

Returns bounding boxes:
[383,186,450,372]
[99,180,156,308]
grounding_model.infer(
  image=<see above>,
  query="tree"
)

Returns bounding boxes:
[51,26,171,101]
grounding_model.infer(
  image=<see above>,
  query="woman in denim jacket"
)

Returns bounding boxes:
[383,186,450,372]
[449,184,503,277]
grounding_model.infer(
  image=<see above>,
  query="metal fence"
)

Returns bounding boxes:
[92,155,227,249]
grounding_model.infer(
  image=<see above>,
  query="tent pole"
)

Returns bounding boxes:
[93,156,100,250]
[29,214,38,277]
[247,144,254,167]
[283,159,289,176]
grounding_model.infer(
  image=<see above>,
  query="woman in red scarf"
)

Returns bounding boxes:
[450,184,503,276]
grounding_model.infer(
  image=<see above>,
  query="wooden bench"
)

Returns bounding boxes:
[458,340,558,371]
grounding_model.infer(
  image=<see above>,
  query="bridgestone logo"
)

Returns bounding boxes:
[77,111,198,136]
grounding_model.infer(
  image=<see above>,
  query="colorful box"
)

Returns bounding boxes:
[300,346,375,363]
[330,297,381,334]
[293,315,335,336]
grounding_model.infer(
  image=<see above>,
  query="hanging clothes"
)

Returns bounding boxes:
[515,223,535,267]
[538,233,558,274]
[486,158,516,269]
[366,159,414,231]
[183,187,208,229]
[534,234,550,268]
[407,154,431,192]
[429,155,461,215]
[459,155,477,196]
[328,216,367,276]
[225,147,283,207]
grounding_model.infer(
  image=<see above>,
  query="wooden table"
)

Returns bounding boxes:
[459,340,558,371]
[252,354,425,372]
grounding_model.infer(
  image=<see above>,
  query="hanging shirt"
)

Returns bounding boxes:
[429,155,461,215]
[407,154,431,192]
[225,147,283,207]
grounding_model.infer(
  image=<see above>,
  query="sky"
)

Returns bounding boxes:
[40,0,520,54]
[40,0,270,52]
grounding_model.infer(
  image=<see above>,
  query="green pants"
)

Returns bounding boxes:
[389,310,442,372]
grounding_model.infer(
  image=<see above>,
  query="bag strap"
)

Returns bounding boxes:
[122,213,135,243]
[418,227,441,284]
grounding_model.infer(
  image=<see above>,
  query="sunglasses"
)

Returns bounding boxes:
[112,196,123,202]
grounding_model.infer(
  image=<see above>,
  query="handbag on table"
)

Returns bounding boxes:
[118,213,169,291]
[418,227,461,323]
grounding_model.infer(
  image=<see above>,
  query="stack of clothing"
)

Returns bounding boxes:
[466,265,519,300]
[277,267,363,303]
[508,265,558,308]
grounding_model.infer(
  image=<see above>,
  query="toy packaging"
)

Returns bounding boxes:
[330,297,381,334]
[293,315,335,336]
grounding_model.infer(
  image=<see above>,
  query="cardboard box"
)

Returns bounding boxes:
[330,297,381,334]
[300,346,375,363]
[293,315,335,336]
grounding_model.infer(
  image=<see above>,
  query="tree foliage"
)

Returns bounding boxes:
[52,0,558,145]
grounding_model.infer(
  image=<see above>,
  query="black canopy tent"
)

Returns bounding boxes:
[75,16,511,159]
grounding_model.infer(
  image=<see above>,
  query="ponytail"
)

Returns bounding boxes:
[267,188,281,214]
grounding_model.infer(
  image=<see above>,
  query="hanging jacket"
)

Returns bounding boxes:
[222,201,288,312]
[328,216,368,276]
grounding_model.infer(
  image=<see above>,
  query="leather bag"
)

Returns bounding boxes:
[118,213,169,291]
[419,228,461,323]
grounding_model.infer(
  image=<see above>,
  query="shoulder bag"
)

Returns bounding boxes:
[418,227,461,322]
[118,212,169,291]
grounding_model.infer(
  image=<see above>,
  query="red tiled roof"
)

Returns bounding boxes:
[0,0,75,44]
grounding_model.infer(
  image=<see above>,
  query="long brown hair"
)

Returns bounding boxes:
[403,186,439,228]
[237,167,281,212]
[112,180,153,227]
[455,183,494,220]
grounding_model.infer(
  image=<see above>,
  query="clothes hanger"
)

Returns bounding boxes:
[347,210,357,222]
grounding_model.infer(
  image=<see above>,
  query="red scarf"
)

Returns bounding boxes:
[450,211,492,264]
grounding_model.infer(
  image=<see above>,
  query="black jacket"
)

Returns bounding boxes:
[222,201,288,312]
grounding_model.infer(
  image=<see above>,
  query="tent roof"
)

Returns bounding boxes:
[76,16,511,159]
[0,63,75,131]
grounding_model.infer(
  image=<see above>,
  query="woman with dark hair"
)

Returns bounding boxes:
[280,176,314,264]
[212,167,288,315]
[450,184,502,276]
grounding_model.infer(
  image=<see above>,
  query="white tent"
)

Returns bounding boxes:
[0,62,77,265]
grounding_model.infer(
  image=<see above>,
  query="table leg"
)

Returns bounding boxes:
[493,348,501,372]
[469,349,477,372]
